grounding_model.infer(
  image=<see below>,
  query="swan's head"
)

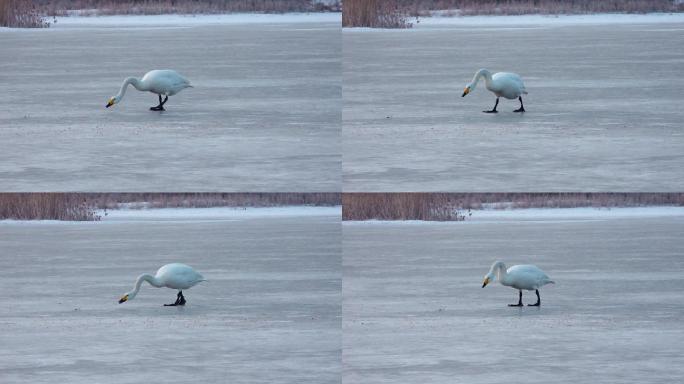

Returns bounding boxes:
[482,272,496,288]
[106,96,119,108]
[464,68,489,96]
[118,291,136,304]
[483,260,505,287]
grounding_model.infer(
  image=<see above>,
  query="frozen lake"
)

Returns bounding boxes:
[0,17,340,191]
[343,211,684,383]
[343,21,684,191]
[0,210,341,383]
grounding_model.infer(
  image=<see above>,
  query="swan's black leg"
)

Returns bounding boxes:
[160,95,169,107]
[164,291,183,306]
[528,289,541,306]
[484,98,499,113]
[509,290,523,307]
[514,96,525,113]
[150,94,165,111]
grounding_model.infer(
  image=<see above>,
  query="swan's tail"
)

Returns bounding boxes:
[548,280,555,284]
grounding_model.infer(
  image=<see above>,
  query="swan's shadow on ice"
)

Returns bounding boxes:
[510,305,541,318]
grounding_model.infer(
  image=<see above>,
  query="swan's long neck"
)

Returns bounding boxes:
[492,262,508,283]
[471,69,493,90]
[116,77,146,100]
[128,273,163,299]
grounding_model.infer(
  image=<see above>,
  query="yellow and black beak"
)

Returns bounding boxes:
[118,295,128,304]
[462,87,470,97]
[482,277,489,288]
[106,99,114,108]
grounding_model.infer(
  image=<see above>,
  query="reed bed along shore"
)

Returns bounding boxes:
[343,0,684,28]
[2,0,339,27]
[0,0,49,27]
[403,0,684,16]
[40,0,340,16]
[0,193,341,221]
[343,0,411,28]
[342,193,684,221]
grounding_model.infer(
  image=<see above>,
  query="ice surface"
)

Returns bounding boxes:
[468,206,684,220]
[343,22,684,191]
[345,206,684,225]
[343,214,684,383]
[49,13,341,27]
[409,13,684,27]
[100,205,342,220]
[0,214,341,383]
[0,20,340,191]
[0,206,342,224]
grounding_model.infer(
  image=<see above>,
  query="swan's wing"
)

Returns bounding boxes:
[508,264,548,278]
[493,72,526,97]
[157,263,203,289]
[164,76,192,94]
[144,70,191,94]
[161,70,189,84]
[507,264,550,289]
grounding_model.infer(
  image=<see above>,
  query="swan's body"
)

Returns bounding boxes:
[106,70,192,111]
[119,263,204,306]
[462,69,527,113]
[482,261,554,306]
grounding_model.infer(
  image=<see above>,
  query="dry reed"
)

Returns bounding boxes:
[88,192,341,209]
[403,0,684,16]
[0,193,98,220]
[343,193,466,221]
[0,0,49,27]
[343,0,411,28]
[342,193,684,221]
[0,193,341,221]
[38,0,340,16]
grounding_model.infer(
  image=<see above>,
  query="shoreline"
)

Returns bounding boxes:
[0,205,342,223]
[1,12,341,31]
[343,206,684,224]
[343,12,684,30]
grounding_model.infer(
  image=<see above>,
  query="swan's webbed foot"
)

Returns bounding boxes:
[508,290,523,307]
[150,94,168,111]
[164,291,185,306]
[513,97,525,112]
[483,98,499,113]
[527,289,540,306]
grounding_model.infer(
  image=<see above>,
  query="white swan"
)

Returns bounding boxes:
[462,68,527,113]
[482,261,554,306]
[106,69,192,111]
[118,263,205,306]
